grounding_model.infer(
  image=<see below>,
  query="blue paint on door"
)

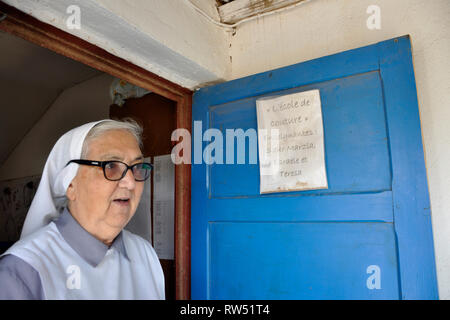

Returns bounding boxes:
[209,222,398,299]
[191,36,438,299]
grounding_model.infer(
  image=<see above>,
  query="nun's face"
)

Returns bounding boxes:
[66,129,144,245]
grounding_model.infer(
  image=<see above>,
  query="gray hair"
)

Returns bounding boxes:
[81,118,144,159]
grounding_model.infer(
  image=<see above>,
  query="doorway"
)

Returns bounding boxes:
[0,2,191,299]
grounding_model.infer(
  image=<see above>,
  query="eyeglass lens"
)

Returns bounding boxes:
[104,161,151,181]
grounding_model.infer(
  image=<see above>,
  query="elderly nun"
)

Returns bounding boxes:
[0,119,165,299]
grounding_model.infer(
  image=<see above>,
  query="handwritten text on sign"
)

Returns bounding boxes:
[256,89,328,194]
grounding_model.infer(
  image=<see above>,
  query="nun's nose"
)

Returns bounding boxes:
[118,168,136,190]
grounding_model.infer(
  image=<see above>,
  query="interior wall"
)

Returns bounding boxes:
[0,73,114,181]
[0,79,60,165]
[229,0,450,299]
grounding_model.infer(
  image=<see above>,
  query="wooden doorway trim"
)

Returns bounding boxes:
[0,2,191,300]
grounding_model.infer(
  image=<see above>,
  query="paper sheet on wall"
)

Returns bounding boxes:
[125,157,152,244]
[256,89,328,194]
[153,154,175,260]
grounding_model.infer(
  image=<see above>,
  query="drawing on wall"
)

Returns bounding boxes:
[0,175,41,242]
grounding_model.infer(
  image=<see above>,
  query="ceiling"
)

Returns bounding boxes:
[0,29,103,167]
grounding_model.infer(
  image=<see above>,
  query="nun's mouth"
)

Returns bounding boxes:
[113,198,130,206]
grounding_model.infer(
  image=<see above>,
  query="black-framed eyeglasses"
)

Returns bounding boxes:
[66,159,152,181]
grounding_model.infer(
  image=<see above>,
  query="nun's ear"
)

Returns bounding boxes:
[66,179,77,201]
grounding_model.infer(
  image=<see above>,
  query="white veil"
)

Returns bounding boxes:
[20,120,107,239]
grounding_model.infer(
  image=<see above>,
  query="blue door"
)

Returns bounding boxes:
[191,36,438,299]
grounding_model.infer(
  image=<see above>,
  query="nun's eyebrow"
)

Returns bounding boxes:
[101,154,144,162]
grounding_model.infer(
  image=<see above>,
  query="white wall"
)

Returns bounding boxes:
[229,0,450,299]
[0,73,114,180]
[93,0,231,86]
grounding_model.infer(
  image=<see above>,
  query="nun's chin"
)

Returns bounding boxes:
[108,202,135,226]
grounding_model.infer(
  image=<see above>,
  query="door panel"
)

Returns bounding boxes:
[210,71,391,198]
[209,222,399,299]
[192,36,438,299]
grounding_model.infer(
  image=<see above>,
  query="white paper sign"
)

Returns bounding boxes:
[153,154,175,260]
[256,89,328,194]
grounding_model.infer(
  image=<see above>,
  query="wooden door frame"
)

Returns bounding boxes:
[0,2,191,300]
